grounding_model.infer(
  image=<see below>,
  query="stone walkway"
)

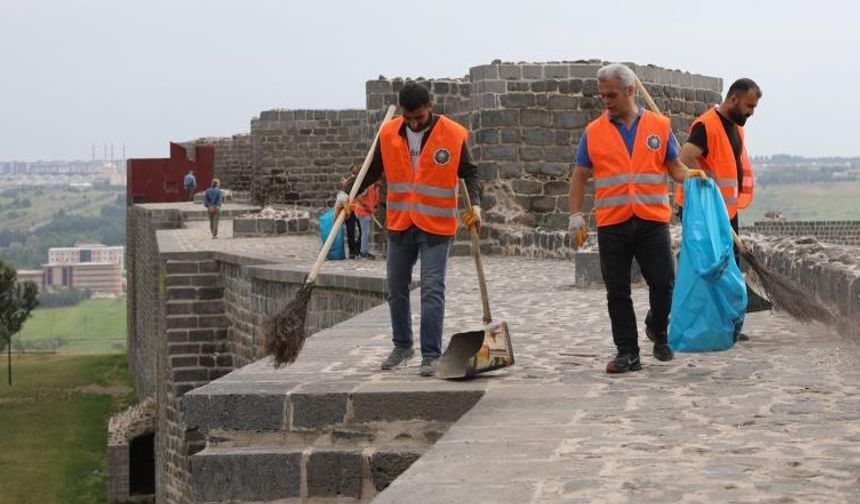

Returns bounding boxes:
[170,216,860,503]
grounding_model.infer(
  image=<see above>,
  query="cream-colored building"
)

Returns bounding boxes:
[48,243,125,270]
[43,243,125,295]
[43,262,123,295]
[16,269,44,290]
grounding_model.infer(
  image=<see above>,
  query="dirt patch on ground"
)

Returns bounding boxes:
[76,384,132,396]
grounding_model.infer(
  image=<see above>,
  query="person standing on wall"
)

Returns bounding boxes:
[568,63,705,374]
[340,164,362,258]
[675,78,761,340]
[203,178,223,239]
[335,83,482,377]
[184,169,197,201]
[353,180,380,259]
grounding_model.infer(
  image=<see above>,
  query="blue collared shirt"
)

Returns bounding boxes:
[575,107,679,168]
[203,187,223,208]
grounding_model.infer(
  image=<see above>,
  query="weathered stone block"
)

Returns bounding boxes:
[520,109,551,127]
[306,450,362,498]
[290,393,348,430]
[512,179,544,195]
[191,451,301,502]
[371,449,423,491]
[547,95,578,110]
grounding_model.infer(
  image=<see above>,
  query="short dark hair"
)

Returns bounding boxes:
[399,83,431,111]
[727,78,762,99]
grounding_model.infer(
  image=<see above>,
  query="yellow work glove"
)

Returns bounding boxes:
[687,169,708,180]
[334,191,352,219]
[460,205,482,230]
[569,212,588,250]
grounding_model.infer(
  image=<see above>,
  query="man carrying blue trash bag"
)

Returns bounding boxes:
[669,176,747,352]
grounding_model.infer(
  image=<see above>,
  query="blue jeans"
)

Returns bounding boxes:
[357,215,372,255]
[386,226,452,359]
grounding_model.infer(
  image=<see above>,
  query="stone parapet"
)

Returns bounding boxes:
[746,220,860,247]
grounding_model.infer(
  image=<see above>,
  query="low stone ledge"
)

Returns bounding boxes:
[232,208,311,238]
[574,251,641,287]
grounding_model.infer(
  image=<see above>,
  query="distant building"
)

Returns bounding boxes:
[43,262,123,295]
[42,243,125,295]
[16,269,43,290]
[48,243,125,270]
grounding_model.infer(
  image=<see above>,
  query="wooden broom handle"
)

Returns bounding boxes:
[459,179,492,324]
[633,77,748,251]
[307,105,396,283]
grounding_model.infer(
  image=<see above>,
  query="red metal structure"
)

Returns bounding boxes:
[126,143,214,205]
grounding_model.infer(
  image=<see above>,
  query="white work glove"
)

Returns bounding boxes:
[334,191,351,219]
[460,205,482,230]
[569,212,588,250]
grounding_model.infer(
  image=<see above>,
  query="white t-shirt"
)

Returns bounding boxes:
[405,126,428,169]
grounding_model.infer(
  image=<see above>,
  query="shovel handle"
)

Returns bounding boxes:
[459,179,492,324]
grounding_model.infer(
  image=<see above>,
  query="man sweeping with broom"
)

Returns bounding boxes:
[335,83,482,377]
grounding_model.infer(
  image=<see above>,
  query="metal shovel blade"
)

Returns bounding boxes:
[436,321,514,379]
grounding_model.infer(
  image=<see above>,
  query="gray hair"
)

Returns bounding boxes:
[596,63,637,89]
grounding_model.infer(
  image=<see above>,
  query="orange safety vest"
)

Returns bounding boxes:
[353,184,379,217]
[379,115,466,236]
[586,109,673,227]
[675,107,754,218]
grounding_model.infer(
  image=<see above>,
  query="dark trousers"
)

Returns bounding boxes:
[597,217,674,354]
[345,214,361,255]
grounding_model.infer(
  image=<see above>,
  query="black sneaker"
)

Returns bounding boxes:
[349,252,358,259]
[381,347,414,370]
[359,252,376,260]
[653,342,674,362]
[735,333,750,342]
[645,325,656,343]
[605,352,642,374]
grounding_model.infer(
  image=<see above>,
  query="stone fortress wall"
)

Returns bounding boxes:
[122,60,860,503]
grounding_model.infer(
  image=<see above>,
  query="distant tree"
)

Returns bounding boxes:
[0,259,39,385]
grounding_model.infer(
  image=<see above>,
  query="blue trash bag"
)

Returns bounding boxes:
[319,208,346,260]
[669,177,747,352]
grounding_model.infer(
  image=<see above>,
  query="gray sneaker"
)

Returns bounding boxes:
[381,347,414,370]
[419,357,437,377]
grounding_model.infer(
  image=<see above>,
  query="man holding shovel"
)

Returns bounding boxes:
[568,63,705,374]
[336,83,482,377]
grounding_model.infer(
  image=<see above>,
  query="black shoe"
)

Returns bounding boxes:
[359,252,376,260]
[349,252,358,259]
[605,352,642,374]
[735,333,750,342]
[653,342,674,362]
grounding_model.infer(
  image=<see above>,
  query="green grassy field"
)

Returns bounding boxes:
[0,186,121,231]
[15,298,127,353]
[0,353,136,504]
[744,181,860,223]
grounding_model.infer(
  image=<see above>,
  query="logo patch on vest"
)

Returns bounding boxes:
[433,148,451,165]
[646,134,662,151]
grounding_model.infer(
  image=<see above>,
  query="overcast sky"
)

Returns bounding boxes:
[1,0,856,161]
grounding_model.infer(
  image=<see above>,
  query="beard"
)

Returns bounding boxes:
[728,107,749,126]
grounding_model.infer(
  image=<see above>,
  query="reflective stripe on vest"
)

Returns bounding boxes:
[380,115,467,236]
[675,107,755,218]
[586,110,673,227]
